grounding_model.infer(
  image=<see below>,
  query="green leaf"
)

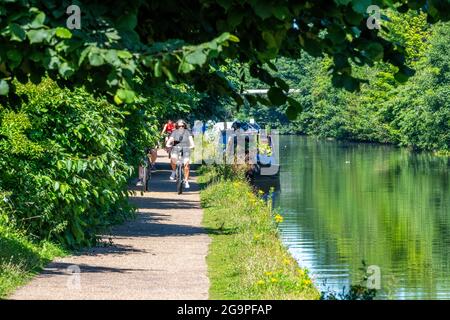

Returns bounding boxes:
[227,10,244,28]
[105,30,121,41]
[54,181,60,191]
[30,11,46,28]
[9,23,26,41]
[0,80,9,95]
[215,32,232,43]
[55,27,72,39]
[256,96,272,106]
[364,42,384,61]
[56,160,64,170]
[252,2,272,19]
[352,0,371,13]
[88,51,105,66]
[286,105,298,120]
[117,12,138,30]
[185,49,207,65]
[179,61,195,73]
[272,6,290,20]
[77,161,84,173]
[104,50,120,66]
[287,97,302,111]
[27,29,48,43]
[66,159,73,172]
[274,78,289,92]
[107,70,119,87]
[154,60,162,77]
[116,89,135,103]
[78,47,90,66]
[267,87,287,105]
[229,35,240,42]
[7,49,22,63]
[114,95,123,105]
[141,56,153,68]
[59,62,74,77]
[117,50,133,59]
[262,31,277,49]
[162,66,175,81]
[60,183,69,195]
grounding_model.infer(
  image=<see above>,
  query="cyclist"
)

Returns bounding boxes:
[161,119,175,157]
[166,119,195,189]
[161,119,175,144]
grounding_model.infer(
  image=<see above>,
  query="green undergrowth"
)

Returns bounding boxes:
[199,166,319,299]
[0,223,66,299]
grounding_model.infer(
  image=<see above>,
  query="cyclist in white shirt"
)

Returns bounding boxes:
[165,119,195,188]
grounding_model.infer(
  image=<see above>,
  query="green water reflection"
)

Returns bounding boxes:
[273,135,450,299]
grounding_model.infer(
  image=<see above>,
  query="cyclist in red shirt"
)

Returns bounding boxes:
[161,119,175,157]
[161,119,175,137]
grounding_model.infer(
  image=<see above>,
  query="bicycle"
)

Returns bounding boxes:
[175,147,185,195]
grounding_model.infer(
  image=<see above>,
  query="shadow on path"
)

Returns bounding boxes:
[41,262,150,275]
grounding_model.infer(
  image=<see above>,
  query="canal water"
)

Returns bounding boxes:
[272,135,450,299]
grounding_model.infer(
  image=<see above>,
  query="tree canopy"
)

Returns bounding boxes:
[1,0,449,118]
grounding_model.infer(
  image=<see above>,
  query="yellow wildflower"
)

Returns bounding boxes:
[270,278,278,283]
[302,279,312,286]
[274,214,284,223]
[264,271,273,276]
[297,268,305,276]
[256,280,265,286]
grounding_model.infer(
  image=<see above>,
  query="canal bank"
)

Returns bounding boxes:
[198,166,319,299]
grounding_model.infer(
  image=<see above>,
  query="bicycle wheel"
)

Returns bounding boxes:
[176,163,184,194]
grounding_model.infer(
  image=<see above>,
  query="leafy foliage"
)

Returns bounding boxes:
[0,79,133,247]
[234,13,450,152]
[0,0,449,252]
[1,1,449,119]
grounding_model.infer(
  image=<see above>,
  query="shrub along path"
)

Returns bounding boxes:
[10,150,210,300]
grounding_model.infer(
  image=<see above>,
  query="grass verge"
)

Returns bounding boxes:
[0,224,66,299]
[199,169,320,299]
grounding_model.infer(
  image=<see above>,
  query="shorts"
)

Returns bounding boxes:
[171,147,191,165]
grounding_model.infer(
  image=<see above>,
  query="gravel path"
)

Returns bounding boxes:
[10,150,210,300]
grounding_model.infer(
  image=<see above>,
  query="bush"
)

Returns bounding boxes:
[0,79,134,247]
